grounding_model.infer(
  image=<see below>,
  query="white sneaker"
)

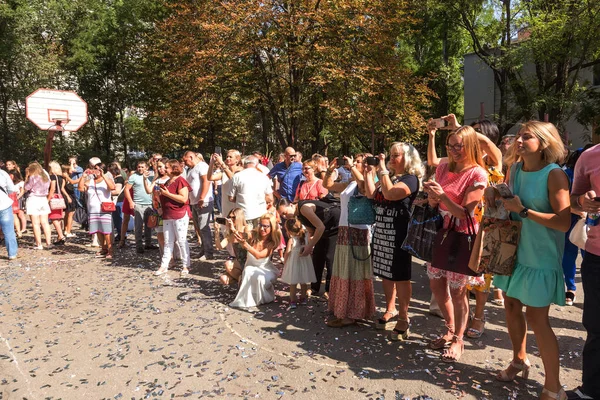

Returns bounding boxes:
[180,269,189,278]
[66,233,76,238]
[32,245,43,250]
[154,267,168,276]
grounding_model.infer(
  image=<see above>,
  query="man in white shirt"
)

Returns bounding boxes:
[229,155,273,227]
[183,150,214,259]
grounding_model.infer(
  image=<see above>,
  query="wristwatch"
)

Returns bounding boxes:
[519,207,529,218]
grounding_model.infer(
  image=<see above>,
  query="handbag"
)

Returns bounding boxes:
[469,216,521,276]
[93,180,116,213]
[431,208,481,276]
[569,215,588,249]
[147,209,160,229]
[49,193,67,210]
[347,187,375,225]
[101,201,116,212]
[401,203,443,262]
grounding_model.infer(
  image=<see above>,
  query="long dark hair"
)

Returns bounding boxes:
[471,119,500,144]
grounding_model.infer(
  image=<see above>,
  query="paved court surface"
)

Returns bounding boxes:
[0,231,586,399]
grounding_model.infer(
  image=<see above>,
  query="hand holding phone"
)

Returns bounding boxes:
[215,217,227,225]
[433,118,447,129]
[495,183,514,199]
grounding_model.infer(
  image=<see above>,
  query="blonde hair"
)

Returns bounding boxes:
[302,159,317,170]
[388,142,424,182]
[48,161,62,176]
[227,149,242,166]
[284,218,306,242]
[518,121,565,164]
[26,162,49,182]
[251,213,281,250]
[446,126,485,171]
[227,207,248,233]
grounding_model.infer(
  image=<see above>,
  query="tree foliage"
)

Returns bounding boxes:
[449,0,600,135]
[148,0,434,156]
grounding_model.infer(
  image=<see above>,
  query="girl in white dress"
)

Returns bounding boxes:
[281,218,317,308]
[230,213,282,309]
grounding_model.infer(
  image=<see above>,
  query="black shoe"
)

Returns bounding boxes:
[115,235,122,243]
[204,254,215,260]
[54,238,66,246]
[145,244,159,250]
[566,387,594,400]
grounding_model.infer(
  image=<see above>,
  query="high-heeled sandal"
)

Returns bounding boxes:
[375,310,399,330]
[390,318,410,341]
[429,323,454,350]
[441,335,464,363]
[466,316,486,339]
[496,358,531,382]
[541,387,566,400]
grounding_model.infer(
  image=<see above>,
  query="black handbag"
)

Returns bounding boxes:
[431,208,480,276]
[401,203,443,262]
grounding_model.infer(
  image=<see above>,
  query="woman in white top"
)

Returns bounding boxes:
[78,162,116,259]
[230,213,282,309]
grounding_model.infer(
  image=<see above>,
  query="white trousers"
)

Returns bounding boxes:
[161,215,190,269]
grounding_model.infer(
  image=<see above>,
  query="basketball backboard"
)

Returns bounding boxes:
[26,89,88,131]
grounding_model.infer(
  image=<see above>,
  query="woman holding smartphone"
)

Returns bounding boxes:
[153,159,192,277]
[424,125,488,363]
[78,162,116,258]
[487,121,570,400]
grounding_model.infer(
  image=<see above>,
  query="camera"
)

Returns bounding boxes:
[215,217,228,225]
[365,156,379,166]
[433,118,447,129]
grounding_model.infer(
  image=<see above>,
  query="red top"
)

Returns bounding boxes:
[295,179,328,201]
[435,161,488,233]
[160,176,192,220]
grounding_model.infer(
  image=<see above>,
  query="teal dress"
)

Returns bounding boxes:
[494,163,566,307]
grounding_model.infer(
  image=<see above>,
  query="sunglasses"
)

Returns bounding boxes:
[259,223,271,229]
[446,144,465,152]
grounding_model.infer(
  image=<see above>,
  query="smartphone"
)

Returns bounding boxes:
[495,183,514,198]
[215,146,222,156]
[365,156,379,166]
[594,197,600,202]
[215,217,227,225]
[433,118,447,129]
[338,155,346,164]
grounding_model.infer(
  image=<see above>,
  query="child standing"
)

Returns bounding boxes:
[281,218,317,308]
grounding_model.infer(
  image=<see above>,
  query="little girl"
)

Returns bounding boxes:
[280,218,317,308]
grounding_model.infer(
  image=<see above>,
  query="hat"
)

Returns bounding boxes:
[89,157,102,166]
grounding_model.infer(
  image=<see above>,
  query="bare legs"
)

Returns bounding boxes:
[30,214,52,247]
[63,210,74,235]
[502,295,561,397]
[51,218,65,242]
[219,259,242,285]
[430,277,468,359]
[119,214,130,247]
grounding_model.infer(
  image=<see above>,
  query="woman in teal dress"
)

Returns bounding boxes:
[487,121,571,400]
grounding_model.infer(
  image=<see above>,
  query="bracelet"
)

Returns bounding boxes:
[379,171,390,176]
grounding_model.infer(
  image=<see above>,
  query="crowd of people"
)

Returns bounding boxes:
[0,115,598,400]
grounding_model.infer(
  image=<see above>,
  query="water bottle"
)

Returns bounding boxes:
[587,213,600,227]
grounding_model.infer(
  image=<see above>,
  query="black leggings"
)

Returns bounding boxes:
[311,234,337,294]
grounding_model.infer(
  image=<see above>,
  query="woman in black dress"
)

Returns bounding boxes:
[365,142,423,340]
[277,198,340,298]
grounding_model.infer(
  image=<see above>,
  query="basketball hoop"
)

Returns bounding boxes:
[25,89,88,168]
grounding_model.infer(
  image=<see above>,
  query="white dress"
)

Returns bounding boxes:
[280,236,317,285]
[230,253,279,309]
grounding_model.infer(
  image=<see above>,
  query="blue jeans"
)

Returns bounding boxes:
[582,251,600,398]
[0,205,17,258]
[112,202,123,237]
[562,214,585,291]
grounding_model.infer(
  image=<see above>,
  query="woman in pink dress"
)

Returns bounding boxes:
[424,125,488,363]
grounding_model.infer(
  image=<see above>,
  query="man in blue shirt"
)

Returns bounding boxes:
[268,147,302,201]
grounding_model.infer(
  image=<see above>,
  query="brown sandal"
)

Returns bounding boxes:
[429,323,454,350]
